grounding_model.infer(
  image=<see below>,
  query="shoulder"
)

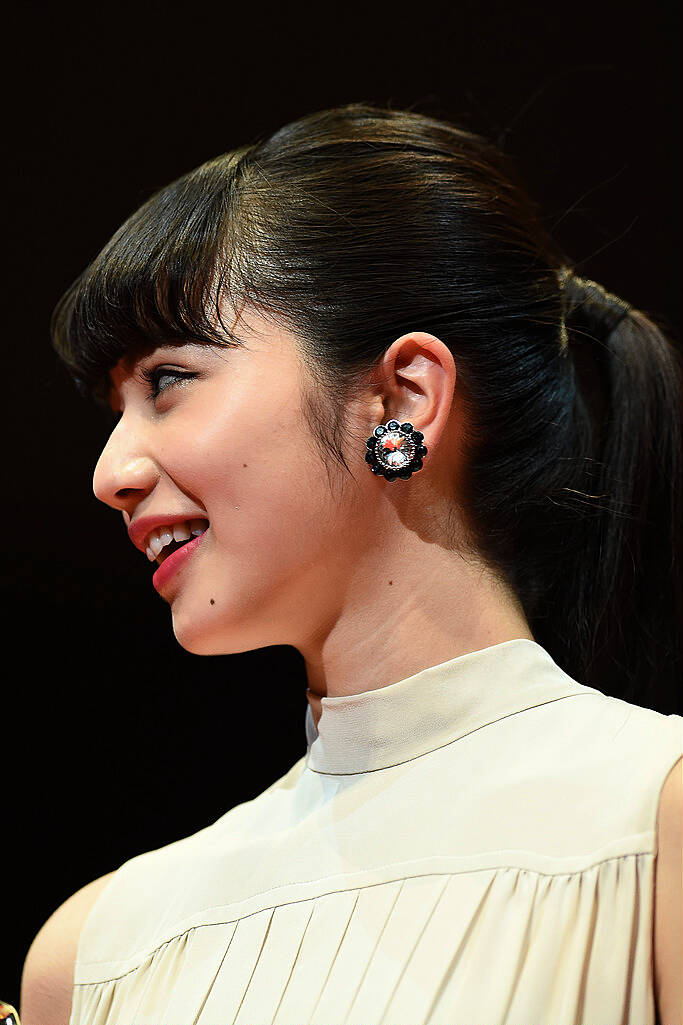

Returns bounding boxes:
[557,696,682,819]
[20,871,115,1025]
[489,695,682,862]
[654,755,682,1025]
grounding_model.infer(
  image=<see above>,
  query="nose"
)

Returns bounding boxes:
[92,418,159,516]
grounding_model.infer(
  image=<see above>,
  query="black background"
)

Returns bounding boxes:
[3,0,681,1008]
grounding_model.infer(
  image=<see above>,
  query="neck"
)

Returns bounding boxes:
[300,540,534,733]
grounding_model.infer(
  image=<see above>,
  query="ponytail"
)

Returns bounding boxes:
[534,272,682,707]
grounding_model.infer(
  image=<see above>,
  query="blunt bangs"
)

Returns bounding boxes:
[50,149,252,406]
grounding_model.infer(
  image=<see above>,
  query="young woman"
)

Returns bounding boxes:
[21,103,681,1025]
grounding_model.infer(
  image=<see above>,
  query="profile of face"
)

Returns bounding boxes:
[93,312,383,658]
[94,323,316,654]
[93,297,466,675]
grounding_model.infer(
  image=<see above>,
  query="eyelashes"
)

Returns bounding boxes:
[105,366,198,427]
[139,366,197,401]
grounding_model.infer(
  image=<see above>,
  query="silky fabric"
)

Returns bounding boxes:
[69,639,683,1025]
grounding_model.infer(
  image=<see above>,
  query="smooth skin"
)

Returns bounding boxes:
[21,313,683,1024]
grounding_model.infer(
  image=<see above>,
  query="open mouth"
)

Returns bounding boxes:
[151,527,208,594]
[157,537,193,564]
[146,519,210,566]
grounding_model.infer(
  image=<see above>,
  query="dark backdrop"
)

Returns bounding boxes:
[3,0,680,1008]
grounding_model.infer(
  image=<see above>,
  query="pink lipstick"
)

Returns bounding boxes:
[152,530,207,594]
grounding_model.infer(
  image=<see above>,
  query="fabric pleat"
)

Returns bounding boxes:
[71,853,657,1025]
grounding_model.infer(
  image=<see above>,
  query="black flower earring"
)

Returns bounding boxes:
[365,420,428,482]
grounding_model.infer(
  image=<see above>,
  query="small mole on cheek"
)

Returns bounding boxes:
[210,599,215,605]
[388,580,393,586]
[243,463,247,468]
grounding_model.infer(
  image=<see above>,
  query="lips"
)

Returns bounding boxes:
[152,528,207,595]
[127,513,210,555]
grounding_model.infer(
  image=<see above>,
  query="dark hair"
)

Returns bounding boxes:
[51,102,682,708]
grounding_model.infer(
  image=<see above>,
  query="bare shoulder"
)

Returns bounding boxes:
[20,871,116,1025]
[654,754,683,1025]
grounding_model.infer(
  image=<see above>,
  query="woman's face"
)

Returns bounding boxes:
[93,313,368,656]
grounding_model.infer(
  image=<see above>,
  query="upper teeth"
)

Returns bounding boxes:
[145,519,209,563]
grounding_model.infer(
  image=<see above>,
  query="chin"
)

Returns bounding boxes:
[169,602,261,657]
[170,604,225,655]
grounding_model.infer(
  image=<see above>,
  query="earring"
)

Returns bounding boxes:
[365,419,428,482]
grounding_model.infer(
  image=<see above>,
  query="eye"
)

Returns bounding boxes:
[140,366,197,401]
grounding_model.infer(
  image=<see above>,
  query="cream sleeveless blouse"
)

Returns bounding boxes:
[69,639,682,1025]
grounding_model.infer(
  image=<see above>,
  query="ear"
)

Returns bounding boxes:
[371,332,457,450]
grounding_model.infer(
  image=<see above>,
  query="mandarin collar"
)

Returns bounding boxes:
[304,638,598,775]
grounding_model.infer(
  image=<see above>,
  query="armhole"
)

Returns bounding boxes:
[650,728,683,1025]
[20,871,117,1025]
[650,717,683,840]
[72,870,118,965]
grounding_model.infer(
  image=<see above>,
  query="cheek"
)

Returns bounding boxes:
[190,423,338,570]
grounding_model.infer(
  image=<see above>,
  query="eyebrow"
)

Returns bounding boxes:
[105,339,225,408]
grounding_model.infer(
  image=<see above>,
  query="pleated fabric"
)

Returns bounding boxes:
[70,639,683,1025]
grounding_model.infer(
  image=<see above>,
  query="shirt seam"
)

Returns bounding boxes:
[74,846,655,985]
